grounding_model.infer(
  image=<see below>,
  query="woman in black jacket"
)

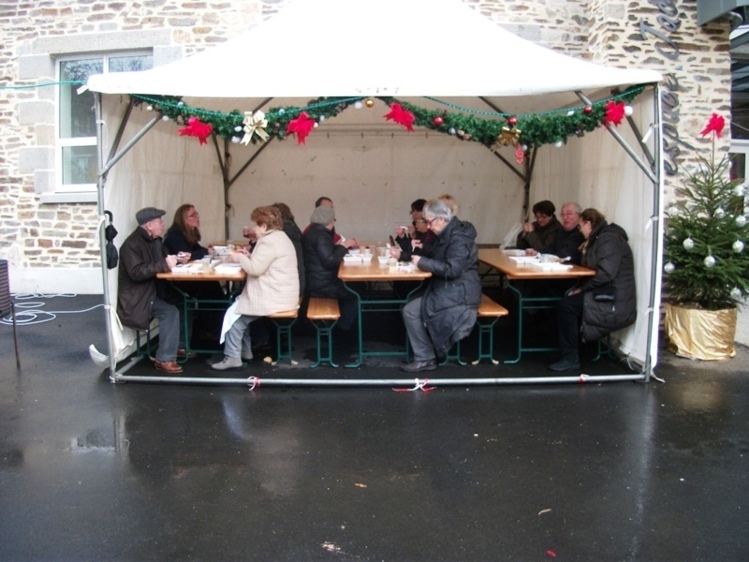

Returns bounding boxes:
[163,203,225,343]
[401,198,482,372]
[549,208,637,371]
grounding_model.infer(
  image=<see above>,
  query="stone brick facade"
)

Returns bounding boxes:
[0,0,735,295]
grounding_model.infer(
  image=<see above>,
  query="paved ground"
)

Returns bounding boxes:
[0,294,747,561]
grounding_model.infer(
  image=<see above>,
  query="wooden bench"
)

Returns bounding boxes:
[306,297,341,368]
[268,306,300,365]
[441,293,509,366]
[472,293,509,365]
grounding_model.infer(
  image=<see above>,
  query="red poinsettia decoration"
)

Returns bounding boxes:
[700,113,725,138]
[178,117,213,144]
[384,102,415,132]
[604,101,626,127]
[285,111,316,145]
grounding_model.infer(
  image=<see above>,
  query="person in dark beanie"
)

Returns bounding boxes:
[117,207,183,374]
[516,199,563,252]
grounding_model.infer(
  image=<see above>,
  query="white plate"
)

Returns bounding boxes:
[528,262,573,271]
[214,263,243,274]
[509,256,539,264]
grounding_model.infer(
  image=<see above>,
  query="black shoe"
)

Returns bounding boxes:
[400,359,437,373]
[548,357,581,371]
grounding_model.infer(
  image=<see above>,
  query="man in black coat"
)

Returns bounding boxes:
[401,199,482,372]
[117,207,183,374]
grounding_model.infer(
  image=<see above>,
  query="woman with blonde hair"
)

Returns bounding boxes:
[212,206,299,370]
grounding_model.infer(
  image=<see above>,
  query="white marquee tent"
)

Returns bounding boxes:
[86,0,663,385]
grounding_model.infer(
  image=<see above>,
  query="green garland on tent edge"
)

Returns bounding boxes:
[131,85,645,150]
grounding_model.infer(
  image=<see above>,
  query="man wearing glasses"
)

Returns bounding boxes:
[400,198,481,373]
[525,202,585,265]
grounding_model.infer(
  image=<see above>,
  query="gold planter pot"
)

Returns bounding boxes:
[664,303,737,360]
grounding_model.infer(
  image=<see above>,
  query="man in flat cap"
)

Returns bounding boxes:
[117,207,183,374]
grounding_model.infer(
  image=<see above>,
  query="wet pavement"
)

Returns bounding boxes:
[1,295,747,561]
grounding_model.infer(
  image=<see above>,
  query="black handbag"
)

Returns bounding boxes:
[104,210,119,270]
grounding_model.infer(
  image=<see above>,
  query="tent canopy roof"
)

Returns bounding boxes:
[87,0,661,103]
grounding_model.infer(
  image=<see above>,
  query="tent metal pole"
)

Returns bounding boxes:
[524,146,538,220]
[612,87,657,170]
[227,139,274,188]
[94,93,119,382]
[112,373,647,386]
[209,135,232,239]
[218,139,276,238]
[103,98,135,178]
[490,150,527,182]
[642,84,665,381]
[211,98,276,240]
[99,113,162,178]
[575,91,658,185]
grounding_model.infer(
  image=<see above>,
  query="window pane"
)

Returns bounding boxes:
[62,145,98,185]
[59,59,102,139]
[109,54,153,73]
[58,53,151,190]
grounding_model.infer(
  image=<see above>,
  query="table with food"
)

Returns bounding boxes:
[478,248,595,363]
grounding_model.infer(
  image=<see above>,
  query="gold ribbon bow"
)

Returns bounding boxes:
[496,126,522,147]
[241,110,269,144]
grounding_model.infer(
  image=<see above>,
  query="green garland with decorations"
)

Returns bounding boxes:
[132,85,646,150]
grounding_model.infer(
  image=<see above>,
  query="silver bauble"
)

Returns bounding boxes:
[731,287,742,300]
[716,207,726,219]
[683,237,694,250]
[704,255,716,268]
[664,262,675,274]
[736,215,747,227]
[733,240,745,253]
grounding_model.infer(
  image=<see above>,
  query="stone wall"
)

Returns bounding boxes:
[0,0,734,290]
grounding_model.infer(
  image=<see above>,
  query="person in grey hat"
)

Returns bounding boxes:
[302,205,359,332]
[117,206,184,374]
[301,196,352,245]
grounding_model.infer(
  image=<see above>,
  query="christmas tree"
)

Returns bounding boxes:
[663,113,749,310]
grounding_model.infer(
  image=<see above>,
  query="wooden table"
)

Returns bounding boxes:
[478,248,596,363]
[157,263,247,357]
[157,265,247,284]
[338,257,431,367]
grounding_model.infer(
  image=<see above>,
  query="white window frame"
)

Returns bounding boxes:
[55,51,153,194]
